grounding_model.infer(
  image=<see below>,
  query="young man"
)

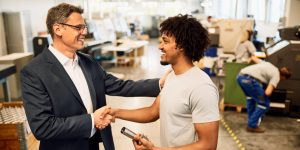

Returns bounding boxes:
[235,30,256,63]
[201,16,213,29]
[110,14,220,149]
[237,56,291,133]
[21,3,164,150]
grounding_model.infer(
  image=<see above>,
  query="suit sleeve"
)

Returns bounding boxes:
[101,68,160,97]
[21,67,92,140]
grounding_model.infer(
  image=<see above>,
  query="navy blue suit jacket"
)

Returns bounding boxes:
[21,48,160,150]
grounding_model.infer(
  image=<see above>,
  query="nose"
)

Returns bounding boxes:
[159,42,163,50]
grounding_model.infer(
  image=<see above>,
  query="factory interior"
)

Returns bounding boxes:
[0,0,300,150]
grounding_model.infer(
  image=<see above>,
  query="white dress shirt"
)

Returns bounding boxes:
[49,45,96,137]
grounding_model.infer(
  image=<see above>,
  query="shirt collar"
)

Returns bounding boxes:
[49,45,79,66]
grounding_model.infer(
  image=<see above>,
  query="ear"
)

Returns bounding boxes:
[53,24,63,37]
[176,47,184,51]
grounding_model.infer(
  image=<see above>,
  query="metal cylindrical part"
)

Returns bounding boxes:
[121,127,136,139]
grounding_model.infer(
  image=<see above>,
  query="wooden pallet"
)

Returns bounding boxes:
[0,102,39,150]
[219,98,245,113]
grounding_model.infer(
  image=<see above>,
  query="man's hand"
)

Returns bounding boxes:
[265,84,275,97]
[93,106,114,130]
[133,134,156,150]
[159,69,172,89]
[250,55,262,64]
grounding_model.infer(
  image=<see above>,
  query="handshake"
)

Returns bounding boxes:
[93,106,115,130]
[92,106,157,149]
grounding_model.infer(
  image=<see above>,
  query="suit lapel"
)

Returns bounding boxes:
[78,55,97,111]
[43,49,87,112]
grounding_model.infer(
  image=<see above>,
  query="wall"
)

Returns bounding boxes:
[0,13,7,56]
[0,0,55,36]
[0,0,55,55]
[285,0,300,27]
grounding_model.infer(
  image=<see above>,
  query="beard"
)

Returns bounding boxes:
[160,61,169,66]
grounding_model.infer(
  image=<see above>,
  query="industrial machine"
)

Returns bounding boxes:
[265,26,300,117]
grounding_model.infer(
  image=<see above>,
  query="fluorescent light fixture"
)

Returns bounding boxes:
[201,0,212,7]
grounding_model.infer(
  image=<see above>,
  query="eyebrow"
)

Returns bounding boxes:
[60,22,87,26]
[76,24,87,26]
[162,36,169,41]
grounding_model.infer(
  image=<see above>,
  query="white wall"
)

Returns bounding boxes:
[285,0,300,27]
[0,0,55,36]
[0,13,7,56]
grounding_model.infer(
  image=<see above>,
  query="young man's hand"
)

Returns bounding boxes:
[159,69,172,89]
[133,134,157,150]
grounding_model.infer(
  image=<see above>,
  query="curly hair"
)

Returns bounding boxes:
[46,3,84,37]
[160,14,210,62]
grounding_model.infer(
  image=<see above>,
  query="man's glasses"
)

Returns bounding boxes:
[59,23,88,32]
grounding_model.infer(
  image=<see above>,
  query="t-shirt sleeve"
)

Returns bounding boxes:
[269,70,280,88]
[247,41,256,54]
[190,84,220,123]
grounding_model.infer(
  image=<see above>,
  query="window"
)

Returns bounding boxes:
[267,0,286,23]
[248,0,266,21]
[208,0,286,23]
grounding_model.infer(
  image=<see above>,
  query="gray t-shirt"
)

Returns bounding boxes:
[235,40,256,63]
[159,66,220,147]
[240,61,280,87]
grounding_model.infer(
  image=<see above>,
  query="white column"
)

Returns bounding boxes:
[285,0,300,27]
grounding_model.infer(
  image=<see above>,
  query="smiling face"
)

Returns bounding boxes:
[159,34,181,66]
[53,12,87,53]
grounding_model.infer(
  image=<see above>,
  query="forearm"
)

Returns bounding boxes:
[105,73,160,97]
[156,122,219,150]
[265,84,274,96]
[153,140,217,150]
[28,114,92,140]
[250,55,261,64]
[135,121,219,150]
[114,107,159,123]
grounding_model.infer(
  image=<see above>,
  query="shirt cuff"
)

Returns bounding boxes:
[90,114,96,138]
[159,82,162,91]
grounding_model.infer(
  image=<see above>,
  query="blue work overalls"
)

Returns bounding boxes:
[237,74,270,128]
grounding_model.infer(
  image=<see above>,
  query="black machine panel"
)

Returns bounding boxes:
[266,26,300,117]
[279,26,300,41]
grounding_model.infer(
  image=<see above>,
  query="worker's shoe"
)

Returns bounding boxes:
[246,127,265,133]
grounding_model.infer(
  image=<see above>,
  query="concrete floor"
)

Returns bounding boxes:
[223,110,300,150]
[102,39,300,150]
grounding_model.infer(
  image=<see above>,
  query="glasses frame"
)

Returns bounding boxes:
[59,23,88,32]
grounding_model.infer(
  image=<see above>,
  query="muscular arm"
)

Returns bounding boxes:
[171,121,219,150]
[111,96,160,123]
[135,121,219,150]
